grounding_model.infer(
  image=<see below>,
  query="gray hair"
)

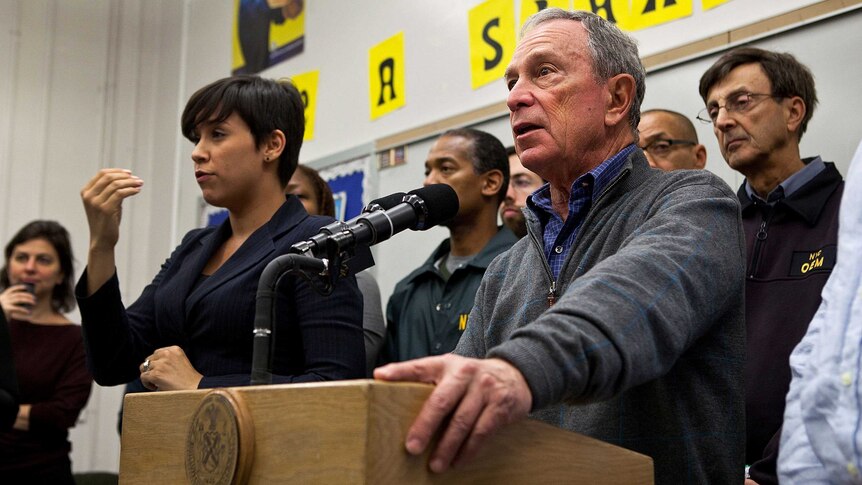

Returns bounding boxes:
[522,9,646,136]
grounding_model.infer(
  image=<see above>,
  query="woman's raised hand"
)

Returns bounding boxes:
[81,169,143,251]
[80,169,143,294]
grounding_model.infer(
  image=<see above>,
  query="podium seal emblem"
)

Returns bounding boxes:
[186,389,254,485]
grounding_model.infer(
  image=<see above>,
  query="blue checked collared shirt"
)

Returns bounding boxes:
[526,144,635,279]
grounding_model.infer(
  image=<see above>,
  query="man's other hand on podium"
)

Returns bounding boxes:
[374,355,532,473]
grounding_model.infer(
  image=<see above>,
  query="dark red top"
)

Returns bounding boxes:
[0,319,92,472]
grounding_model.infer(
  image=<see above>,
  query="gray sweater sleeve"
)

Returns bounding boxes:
[356,271,385,374]
[482,178,745,409]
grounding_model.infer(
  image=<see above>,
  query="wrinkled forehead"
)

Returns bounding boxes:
[705,63,772,103]
[507,20,589,73]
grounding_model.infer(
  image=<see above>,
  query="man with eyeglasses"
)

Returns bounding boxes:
[499,146,545,238]
[699,46,844,485]
[638,109,706,171]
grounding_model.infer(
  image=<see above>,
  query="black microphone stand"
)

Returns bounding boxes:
[249,235,350,386]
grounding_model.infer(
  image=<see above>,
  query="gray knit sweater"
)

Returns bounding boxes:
[455,150,745,484]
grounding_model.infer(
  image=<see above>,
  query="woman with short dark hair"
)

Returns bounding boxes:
[78,75,365,391]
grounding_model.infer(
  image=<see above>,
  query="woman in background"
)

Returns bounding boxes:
[287,165,385,375]
[78,76,364,391]
[0,220,92,484]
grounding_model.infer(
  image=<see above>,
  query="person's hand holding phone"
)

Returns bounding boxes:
[0,283,36,321]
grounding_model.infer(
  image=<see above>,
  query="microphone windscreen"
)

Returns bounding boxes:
[365,192,406,212]
[408,184,459,228]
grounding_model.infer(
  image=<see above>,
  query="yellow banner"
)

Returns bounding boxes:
[573,0,692,31]
[468,0,515,90]
[288,70,319,141]
[519,0,571,29]
[369,32,406,120]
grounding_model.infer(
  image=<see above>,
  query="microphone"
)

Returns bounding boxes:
[288,192,407,258]
[291,184,459,257]
[337,183,458,246]
[363,191,407,213]
[250,184,459,385]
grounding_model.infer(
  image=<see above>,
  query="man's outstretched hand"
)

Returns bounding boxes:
[374,354,532,473]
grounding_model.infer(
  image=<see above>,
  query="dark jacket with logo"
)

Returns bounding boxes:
[383,227,517,363]
[742,161,843,472]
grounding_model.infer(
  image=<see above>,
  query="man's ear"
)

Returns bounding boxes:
[481,169,504,199]
[694,144,707,170]
[263,129,286,162]
[785,96,806,140]
[605,73,636,128]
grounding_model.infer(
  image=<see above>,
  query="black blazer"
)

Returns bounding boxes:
[77,197,365,387]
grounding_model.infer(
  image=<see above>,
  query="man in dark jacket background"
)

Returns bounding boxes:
[699,46,843,485]
[383,127,515,362]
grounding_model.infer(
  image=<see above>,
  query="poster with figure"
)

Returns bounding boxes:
[232,0,305,75]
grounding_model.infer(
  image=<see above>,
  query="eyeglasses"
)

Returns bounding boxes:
[638,139,696,157]
[697,92,785,125]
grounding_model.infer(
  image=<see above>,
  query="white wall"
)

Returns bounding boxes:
[1,0,188,474]
[0,0,860,475]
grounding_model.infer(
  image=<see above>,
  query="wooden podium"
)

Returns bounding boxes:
[119,380,653,484]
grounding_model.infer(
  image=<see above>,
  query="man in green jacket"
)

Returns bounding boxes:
[383,127,516,363]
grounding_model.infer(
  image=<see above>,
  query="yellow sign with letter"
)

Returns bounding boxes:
[369,32,406,120]
[288,70,319,141]
[573,0,693,31]
[468,0,515,90]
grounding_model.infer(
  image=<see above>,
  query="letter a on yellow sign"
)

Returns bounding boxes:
[468,0,515,90]
[288,70,319,141]
[369,32,406,120]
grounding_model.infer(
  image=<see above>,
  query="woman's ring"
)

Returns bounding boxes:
[142,359,150,373]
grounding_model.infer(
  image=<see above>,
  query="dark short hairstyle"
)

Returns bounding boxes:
[698,47,817,140]
[522,8,646,137]
[441,128,510,204]
[293,165,335,218]
[180,75,305,186]
[505,145,517,157]
[641,109,699,143]
[1,220,76,313]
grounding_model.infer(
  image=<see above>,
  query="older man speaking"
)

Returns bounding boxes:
[376,9,745,484]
